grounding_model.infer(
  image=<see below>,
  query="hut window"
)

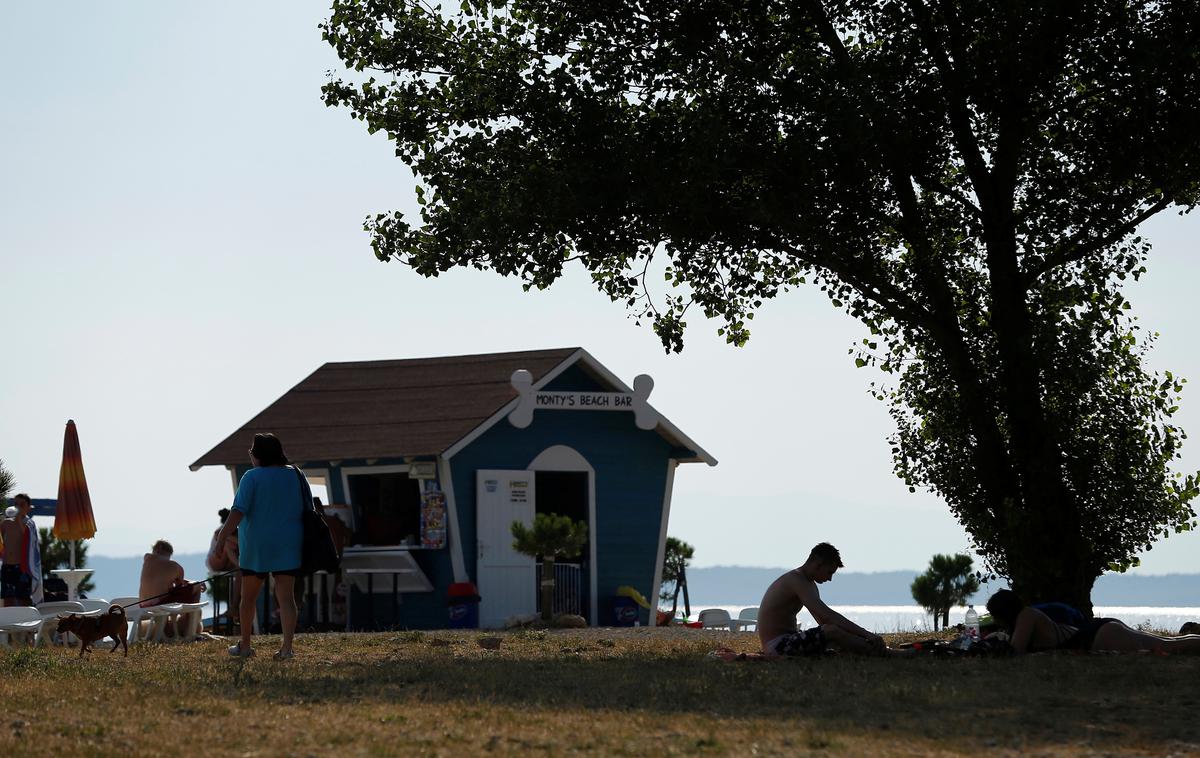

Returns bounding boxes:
[347,471,422,546]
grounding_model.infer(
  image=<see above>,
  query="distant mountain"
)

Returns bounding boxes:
[76,555,1200,607]
[82,552,209,601]
[683,566,1200,607]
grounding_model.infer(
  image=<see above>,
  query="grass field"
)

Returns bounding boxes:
[2,628,1198,756]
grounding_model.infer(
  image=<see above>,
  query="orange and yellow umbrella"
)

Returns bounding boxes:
[54,420,97,556]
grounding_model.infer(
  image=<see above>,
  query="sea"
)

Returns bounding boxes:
[681,605,1200,634]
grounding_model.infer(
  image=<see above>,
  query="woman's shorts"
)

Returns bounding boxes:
[240,567,302,578]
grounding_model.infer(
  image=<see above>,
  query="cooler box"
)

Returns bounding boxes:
[611,596,638,627]
[447,582,480,629]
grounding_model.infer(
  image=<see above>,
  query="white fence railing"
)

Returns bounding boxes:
[535,562,583,616]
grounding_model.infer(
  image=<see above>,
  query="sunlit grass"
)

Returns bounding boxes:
[1,628,1197,755]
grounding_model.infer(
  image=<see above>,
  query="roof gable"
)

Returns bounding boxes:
[191,347,716,470]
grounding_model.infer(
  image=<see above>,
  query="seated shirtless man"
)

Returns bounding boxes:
[758,542,890,657]
[139,539,203,638]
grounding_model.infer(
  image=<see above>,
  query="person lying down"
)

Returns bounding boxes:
[986,590,1200,655]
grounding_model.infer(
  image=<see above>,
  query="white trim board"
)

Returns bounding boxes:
[441,349,586,460]
[650,459,678,625]
[339,464,413,509]
[441,348,717,466]
[437,455,468,583]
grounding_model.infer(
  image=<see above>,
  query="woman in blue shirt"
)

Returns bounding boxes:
[215,433,307,659]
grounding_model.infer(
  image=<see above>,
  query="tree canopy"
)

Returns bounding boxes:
[322,0,1200,608]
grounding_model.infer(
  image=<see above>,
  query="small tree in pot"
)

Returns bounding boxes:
[511,513,588,623]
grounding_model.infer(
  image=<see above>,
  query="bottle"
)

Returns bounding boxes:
[964,605,980,647]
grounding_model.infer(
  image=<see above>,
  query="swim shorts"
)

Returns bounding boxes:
[1061,618,1117,651]
[0,564,33,602]
[769,627,828,657]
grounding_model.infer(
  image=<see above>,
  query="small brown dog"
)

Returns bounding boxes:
[57,606,128,657]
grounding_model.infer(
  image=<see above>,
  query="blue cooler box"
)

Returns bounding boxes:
[611,596,638,627]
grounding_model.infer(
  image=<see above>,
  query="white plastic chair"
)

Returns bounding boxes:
[697,608,733,630]
[736,606,759,632]
[35,601,89,646]
[176,600,209,641]
[0,607,46,647]
[109,597,153,645]
[140,603,185,643]
[77,599,113,614]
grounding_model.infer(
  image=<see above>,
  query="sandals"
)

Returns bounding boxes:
[226,643,255,658]
[272,649,294,661]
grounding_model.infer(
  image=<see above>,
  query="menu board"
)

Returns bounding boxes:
[420,488,447,549]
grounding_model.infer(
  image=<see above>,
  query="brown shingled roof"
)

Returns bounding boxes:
[190,348,580,468]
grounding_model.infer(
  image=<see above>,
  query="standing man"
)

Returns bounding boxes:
[1,494,38,606]
[757,542,891,657]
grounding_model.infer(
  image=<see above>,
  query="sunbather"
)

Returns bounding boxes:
[757,542,903,657]
[986,589,1200,654]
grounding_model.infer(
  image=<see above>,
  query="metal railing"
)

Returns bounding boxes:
[534,562,583,616]
[210,571,349,635]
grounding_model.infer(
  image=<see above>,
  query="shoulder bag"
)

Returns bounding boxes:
[294,466,341,575]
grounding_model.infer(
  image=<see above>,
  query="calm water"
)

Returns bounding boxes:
[681,605,1200,634]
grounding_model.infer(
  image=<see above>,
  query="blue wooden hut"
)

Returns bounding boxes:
[190,348,715,629]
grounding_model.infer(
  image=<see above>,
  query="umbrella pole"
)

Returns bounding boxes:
[70,541,76,570]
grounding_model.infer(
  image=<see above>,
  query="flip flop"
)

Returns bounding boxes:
[227,643,255,658]
[272,649,294,660]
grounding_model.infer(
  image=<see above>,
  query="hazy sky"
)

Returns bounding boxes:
[3,3,1197,575]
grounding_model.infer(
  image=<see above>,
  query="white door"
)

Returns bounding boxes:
[476,470,536,628]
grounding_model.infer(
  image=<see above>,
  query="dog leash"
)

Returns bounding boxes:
[117,569,239,610]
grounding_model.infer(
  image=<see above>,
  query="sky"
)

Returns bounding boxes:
[2,3,1198,575]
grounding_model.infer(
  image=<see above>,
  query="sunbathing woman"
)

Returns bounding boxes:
[986,590,1200,655]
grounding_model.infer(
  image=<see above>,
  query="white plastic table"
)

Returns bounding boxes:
[50,568,94,601]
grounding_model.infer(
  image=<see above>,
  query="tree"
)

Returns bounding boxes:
[0,459,14,503]
[659,536,694,621]
[39,527,96,596]
[322,1,1200,610]
[910,553,979,630]
[511,512,588,621]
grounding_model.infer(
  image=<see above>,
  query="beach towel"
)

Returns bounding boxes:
[707,647,777,662]
[21,516,43,605]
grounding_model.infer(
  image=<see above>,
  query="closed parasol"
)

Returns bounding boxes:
[54,419,97,569]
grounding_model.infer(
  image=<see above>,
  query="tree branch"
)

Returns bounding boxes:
[1026,196,1171,281]
[904,0,994,207]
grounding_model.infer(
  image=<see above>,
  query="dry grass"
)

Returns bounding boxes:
[2,628,1199,756]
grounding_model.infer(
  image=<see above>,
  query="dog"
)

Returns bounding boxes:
[57,605,128,657]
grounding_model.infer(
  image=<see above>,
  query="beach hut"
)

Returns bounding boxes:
[190,348,715,629]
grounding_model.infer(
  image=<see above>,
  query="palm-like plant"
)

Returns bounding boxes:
[511,513,588,622]
[0,458,14,503]
[910,553,980,631]
[660,536,695,622]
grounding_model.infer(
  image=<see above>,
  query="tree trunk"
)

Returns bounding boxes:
[942,607,950,630]
[540,557,556,622]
